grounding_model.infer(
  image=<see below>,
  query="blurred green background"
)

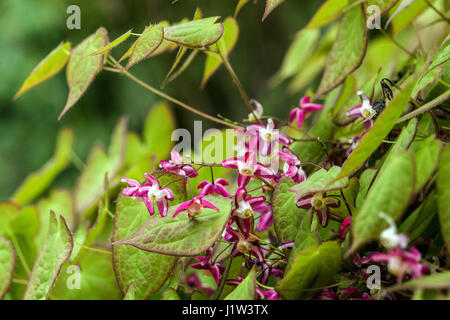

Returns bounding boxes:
[0,0,322,200]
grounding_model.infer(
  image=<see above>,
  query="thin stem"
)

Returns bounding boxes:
[213,256,233,300]
[379,29,415,58]
[12,278,28,285]
[218,50,259,123]
[424,0,450,23]
[104,60,241,129]
[75,242,112,255]
[11,234,31,276]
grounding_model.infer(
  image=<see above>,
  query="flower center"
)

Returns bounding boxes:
[237,239,251,254]
[311,193,325,210]
[188,200,203,217]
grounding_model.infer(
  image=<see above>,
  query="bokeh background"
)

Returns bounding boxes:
[0,0,322,200]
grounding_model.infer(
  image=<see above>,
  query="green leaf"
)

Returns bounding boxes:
[164,17,224,48]
[224,266,256,300]
[355,168,377,209]
[125,25,164,70]
[276,241,342,300]
[75,118,127,214]
[398,89,450,123]
[399,190,437,243]
[50,249,121,300]
[286,213,319,273]
[113,194,178,300]
[393,272,450,290]
[389,0,429,37]
[124,282,136,300]
[289,166,349,202]
[113,195,232,256]
[437,144,450,251]
[315,4,367,98]
[89,29,132,56]
[23,212,73,300]
[0,203,20,238]
[410,136,442,192]
[12,129,74,205]
[306,0,349,29]
[271,28,320,85]
[59,27,108,119]
[161,9,204,87]
[36,190,75,249]
[14,42,71,99]
[336,78,417,179]
[271,177,304,243]
[365,0,399,14]
[351,151,415,252]
[234,0,250,17]
[201,17,239,87]
[262,0,284,21]
[162,287,180,300]
[144,102,176,160]
[0,238,15,299]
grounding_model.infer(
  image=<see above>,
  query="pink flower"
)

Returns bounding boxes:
[231,187,272,233]
[121,177,143,197]
[289,96,323,128]
[225,226,265,263]
[172,195,219,218]
[185,273,214,295]
[188,248,225,286]
[297,193,340,227]
[122,174,173,217]
[247,99,264,122]
[222,152,275,187]
[336,216,352,240]
[277,147,307,183]
[369,247,430,282]
[197,178,231,197]
[346,91,375,130]
[246,119,291,155]
[160,150,198,177]
[340,286,373,300]
[261,289,280,300]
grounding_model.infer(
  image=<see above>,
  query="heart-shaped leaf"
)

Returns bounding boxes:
[23,212,73,300]
[164,17,224,48]
[201,17,239,87]
[50,248,121,300]
[272,177,304,243]
[0,238,15,299]
[59,27,108,120]
[351,151,415,252]
[276,241,342,300]
[113,194,179,300]
[113,195,232,256]
[14,42,71,99]
[315,4,367,98]
[125,25,164,70]
[262,0,284,21]
[89,29,132,56]
[306,0,349,29]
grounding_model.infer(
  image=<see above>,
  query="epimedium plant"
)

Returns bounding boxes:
[2,0,450,300]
